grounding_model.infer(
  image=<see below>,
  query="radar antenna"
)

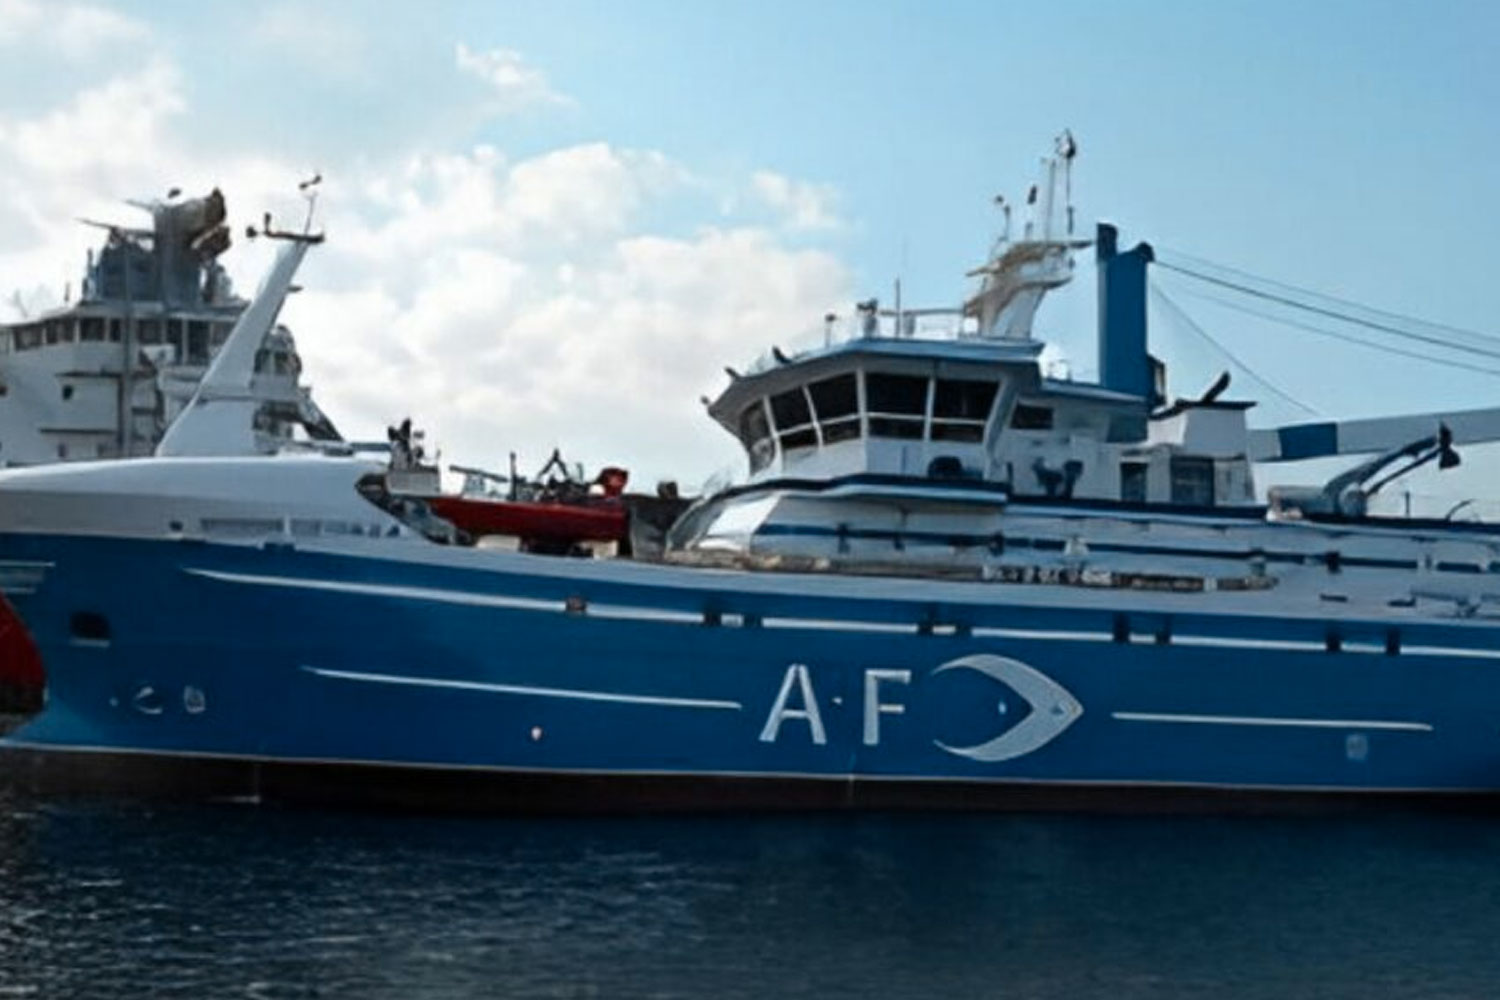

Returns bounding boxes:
[246,173,326,245]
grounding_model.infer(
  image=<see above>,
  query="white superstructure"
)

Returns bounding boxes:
[665,135,1500,610]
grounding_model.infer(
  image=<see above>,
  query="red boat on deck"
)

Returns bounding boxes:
[380,422,635,554]
[423,469,629,549]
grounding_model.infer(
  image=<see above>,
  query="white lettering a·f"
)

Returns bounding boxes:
[760,664,826,745]
[863,669,911,746]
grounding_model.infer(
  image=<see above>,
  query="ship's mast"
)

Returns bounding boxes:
[155,188,325,459]
[117,234,135,459]
[962,130,1088,341]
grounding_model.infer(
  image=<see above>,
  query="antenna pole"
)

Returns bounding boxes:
[1063,150,1074,235]
[300,173,322,234]
[1041,157,1056,242]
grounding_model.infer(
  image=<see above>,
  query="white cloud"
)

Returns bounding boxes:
[287,146,849,485]
[499,143,686,244]
[751,170,841,231]
[0,42,852,487]
[4,57,184,176]
[455,43,574,115]
[0,0,147,59]
[0,56,189,309]
[328,142,690,284]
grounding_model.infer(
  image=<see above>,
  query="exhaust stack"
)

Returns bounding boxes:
[1096,223,1155,399]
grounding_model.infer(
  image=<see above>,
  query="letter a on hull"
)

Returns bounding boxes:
[760,664,827,745]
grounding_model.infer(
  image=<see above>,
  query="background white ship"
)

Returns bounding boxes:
[0,188,339,466]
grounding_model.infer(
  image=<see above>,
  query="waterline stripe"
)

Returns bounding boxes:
[1171,635,1325,653]
[187,568,1500,660]
[1402,645,1500,661]
[301,665,743,711]
[972,627,1113,643]
[764,617,914,634]
[187,567,559,613]
[1172,636,1500,660]
[0,558,51,596]
[1112,711,1432,732]
[585,603,702,625]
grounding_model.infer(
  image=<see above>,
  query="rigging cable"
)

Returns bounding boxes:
[1157,245,1500,350]
[1148,282,1320,417]
[1167,285,1500,380]
[1153,259,1500,364]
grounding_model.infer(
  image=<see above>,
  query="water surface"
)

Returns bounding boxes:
[2,790,1498,998]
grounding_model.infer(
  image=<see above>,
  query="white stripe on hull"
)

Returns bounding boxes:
[301,665,744,711]
[184,567,1500,661]
[1111,711,1432,732]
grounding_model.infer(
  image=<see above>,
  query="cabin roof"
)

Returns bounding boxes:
[710,335,1045,425]
[1036,378,1148,406]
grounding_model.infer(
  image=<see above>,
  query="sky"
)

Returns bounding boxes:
[1,0,1498,502]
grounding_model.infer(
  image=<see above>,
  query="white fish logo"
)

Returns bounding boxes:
[932,654,1084,762]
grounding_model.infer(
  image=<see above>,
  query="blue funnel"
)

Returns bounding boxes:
[1096,223,1154,399]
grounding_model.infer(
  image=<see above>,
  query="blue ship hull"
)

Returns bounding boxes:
[6,531,1500,810]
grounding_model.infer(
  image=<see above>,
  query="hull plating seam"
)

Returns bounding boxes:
[0,738,1486,795]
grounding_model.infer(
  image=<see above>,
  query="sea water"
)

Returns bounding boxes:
[2,788,1499,998]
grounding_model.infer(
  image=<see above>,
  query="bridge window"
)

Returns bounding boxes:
[866,373,927,439]
[80,318,104,342]
[809,374,860,444]
[770,387,811,428]
[771,387,818,452]
[738,400,774,472]
[1011,403,1053,430]
[1120,461,1148,503]
[138,319,162,345]
[1170,456,1215,506]
[187,321,210,364]
[15,325,40,350]
[932,379,997,442]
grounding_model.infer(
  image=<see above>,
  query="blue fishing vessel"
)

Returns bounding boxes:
[5,137,1500,811]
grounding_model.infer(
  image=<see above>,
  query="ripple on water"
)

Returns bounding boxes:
[3,789,1500,998]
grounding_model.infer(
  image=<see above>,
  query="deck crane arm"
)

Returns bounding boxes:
[1250,405,1500,463]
